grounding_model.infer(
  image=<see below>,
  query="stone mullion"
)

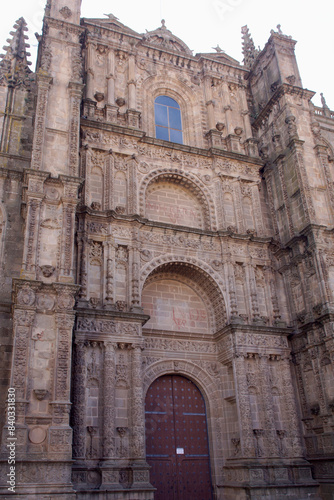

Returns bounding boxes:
[68,83,84,176]
[259,355,280,457]
[54,313,75,404]
[107,153,115,209]
[233,354,255,457]
[130,229,141,311]
[103,341,117,459]
[315,145,334,216]
[105,242,115,304]
[128,160,138,214]
[22,197,43,276]
[106,50,115,105]
[266,267,281,323]
[82,147,91,206]
[317,250,333,304]
[251,184,264,236]
[128,53,136,110]
[292,353,309,416]
[79,236,88,299]
[247,264,260,322]
[86,41,95,100]
[204,77,215,131]
[288,140,316,225]
[263,169,280,238]
[278,357,303,457]
[276,157,294,238]
[309,346,327,414]
[60,201,76,278]
[31,74,53,170]
[221,81,233,135]
[131,344,145,460]
[215,179,224,230]
[234,182,245,233]
[227,263,238,321]
[72,339,87,460]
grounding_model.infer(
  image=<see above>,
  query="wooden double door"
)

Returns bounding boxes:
[145,375,213,500]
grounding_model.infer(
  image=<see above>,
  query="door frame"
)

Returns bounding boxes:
[143,361,223,499]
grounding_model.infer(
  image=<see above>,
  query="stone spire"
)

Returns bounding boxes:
[0,17,32,84]
[241,25,259,69]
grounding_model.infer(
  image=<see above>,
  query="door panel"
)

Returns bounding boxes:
[145,375,213,500]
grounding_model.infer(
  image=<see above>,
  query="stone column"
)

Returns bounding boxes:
[106,50,118,122]
[258,355,280,457]
[276,155,294,239]
[247,265,260,322]
[131,344,145,461]
[105,242,115,306]
[107,50,115,105]
[86,43,94,101]
[128,54,136,109]
[72,339,87,461]
[288,139,316,225]
[279,356,304,457]
[31,74,53,171]
[222,81,233,135]
[59,200,76,280]
[233,353,255,457]
[68,82,84,176]
[22,198,43,278]
[126,53,140,128]
[103,342,117,460]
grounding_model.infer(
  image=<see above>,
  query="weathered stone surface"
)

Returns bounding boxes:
[0,3,333,500]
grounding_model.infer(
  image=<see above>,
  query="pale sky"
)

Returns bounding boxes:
[1,0,334,108]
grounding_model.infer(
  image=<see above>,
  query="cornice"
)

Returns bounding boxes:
[80,118,264,166]
[252,84,316,129]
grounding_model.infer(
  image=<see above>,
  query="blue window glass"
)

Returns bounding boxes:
[154,96,183,144]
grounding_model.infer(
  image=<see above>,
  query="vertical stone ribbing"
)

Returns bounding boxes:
[279,357,303,457]
[233,354,255,457]
[31,74,53,171]
[72,339,87,460]
[131,344,145,460]
[103,342,117,459]
[68,83,84,176]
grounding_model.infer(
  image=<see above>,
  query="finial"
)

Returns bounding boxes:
[212,44,224,53]
[104,13,119,21]
[277,24,282,34]
[161,19,166,28]
[241,25,259,69]
[320,93,329,108]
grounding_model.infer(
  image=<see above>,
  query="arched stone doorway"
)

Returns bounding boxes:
[145,374,213,500]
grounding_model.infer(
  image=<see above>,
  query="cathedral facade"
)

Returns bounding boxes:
[0,1,334,498]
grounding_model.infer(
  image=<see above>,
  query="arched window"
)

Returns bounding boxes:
[154,96,183,144]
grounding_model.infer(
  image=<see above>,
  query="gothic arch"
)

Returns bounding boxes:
[139,168,217,231]
[139,74,203,146]
[140,255,228,329]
